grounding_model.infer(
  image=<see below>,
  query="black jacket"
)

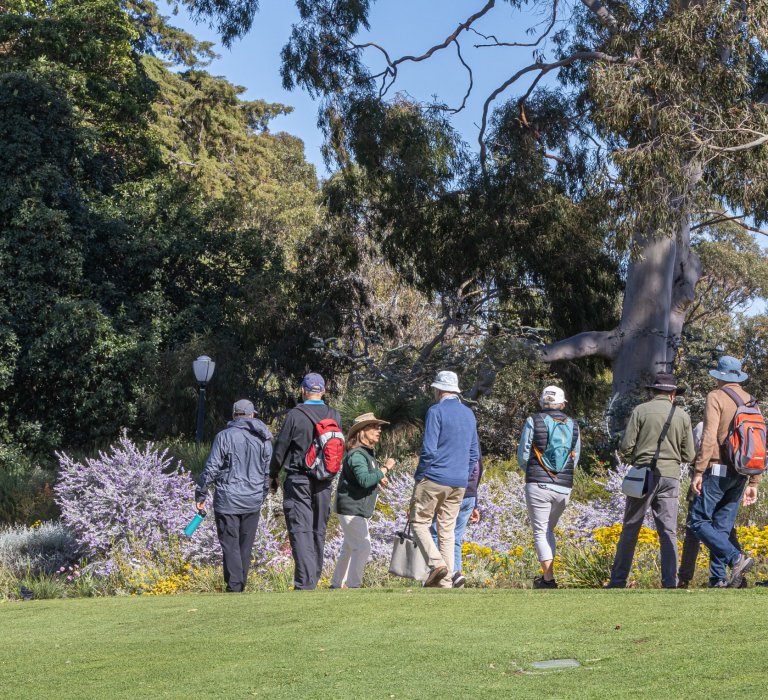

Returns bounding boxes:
[269,403,342,478]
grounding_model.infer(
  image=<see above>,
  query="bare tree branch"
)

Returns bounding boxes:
[448,39,473,113]
[470,0,559,49]
[478,51,628,170]
[392,1,496,66]
[541,329,621,361]
[693,210,768,237]
[579,0,619,31]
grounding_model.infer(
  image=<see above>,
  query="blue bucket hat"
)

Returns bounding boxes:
[709,356,748,383]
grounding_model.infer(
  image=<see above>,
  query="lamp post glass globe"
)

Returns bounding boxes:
[193,355,214,447]
[193,355,215,384]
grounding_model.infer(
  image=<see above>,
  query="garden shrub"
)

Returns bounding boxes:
[0,521,80,577]
[55,435,291,574]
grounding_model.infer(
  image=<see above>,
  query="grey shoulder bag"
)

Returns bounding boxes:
[621,404,676,499]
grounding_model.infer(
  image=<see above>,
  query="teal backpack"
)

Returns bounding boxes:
[533,415,575,474]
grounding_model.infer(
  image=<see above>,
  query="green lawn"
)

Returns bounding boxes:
[2,589,767,699]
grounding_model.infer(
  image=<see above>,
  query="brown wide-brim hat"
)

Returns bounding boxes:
[645,372,686,395]
[347,412,390,441]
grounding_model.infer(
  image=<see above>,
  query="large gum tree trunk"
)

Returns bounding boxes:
[540,214,701,431]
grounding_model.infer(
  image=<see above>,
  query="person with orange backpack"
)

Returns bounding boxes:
[689,356,765,588]
[517,386,581,589]
[269,373,344,590]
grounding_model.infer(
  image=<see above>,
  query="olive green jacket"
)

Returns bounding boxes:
[620,395,695,479]
[334,447,385,518]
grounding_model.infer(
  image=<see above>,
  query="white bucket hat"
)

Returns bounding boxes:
[430,370,461,393]
[540,385,566,406]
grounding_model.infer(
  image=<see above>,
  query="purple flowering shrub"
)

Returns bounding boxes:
[55,436,291,573]
[56,436,196,560]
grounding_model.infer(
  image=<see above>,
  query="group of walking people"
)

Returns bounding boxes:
[194,355,762,592]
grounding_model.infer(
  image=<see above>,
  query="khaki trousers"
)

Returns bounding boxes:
[410,479,465,587]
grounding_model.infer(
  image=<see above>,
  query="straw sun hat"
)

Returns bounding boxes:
[346,413,390,442]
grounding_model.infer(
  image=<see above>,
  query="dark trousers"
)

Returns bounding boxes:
[678,486,741,584]
[215,511,261,592]
[610,475,680,588]
[283,473,333,590]
[689,470,747,585]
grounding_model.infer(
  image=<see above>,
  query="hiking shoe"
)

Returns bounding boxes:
[739,576,749,589]
[533,576,557,589]
[452,572,466,589]
[708,580,727,588]
[727,554,754,588]
[676,580,690,589]
[423,565,448,588]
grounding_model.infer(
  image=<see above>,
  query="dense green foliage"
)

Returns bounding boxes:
[0,0,354,468]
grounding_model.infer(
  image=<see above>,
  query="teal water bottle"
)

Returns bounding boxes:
[184,509,206,537]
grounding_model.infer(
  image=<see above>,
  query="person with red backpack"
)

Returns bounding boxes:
[689,356,764,588]
[269,373,344,590]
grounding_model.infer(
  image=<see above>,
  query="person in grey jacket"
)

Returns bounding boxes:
[196,399,273,592]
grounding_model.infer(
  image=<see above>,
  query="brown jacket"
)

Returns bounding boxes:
[694,383,762,485]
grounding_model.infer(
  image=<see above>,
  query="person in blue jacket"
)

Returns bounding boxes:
[196,399,272,592]
[410,371,480,588]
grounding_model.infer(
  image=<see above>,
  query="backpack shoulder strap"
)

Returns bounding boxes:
[649,403,676,470]
[295,404,331,427]
[720,386,747,408]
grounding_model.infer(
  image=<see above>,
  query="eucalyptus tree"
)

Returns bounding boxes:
[192,0,768,424]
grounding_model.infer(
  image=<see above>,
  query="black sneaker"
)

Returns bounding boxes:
[727,554,754,588]
[452,571,466,588]
[676,580,690,589]
[533,576,557,589]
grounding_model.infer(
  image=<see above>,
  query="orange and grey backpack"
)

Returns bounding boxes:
[720,386,767,477]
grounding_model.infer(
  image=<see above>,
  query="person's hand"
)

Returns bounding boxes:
[379,476,389,488]
[196,500,206,512]
[743,486,758,506]
[470,508,480,524]
[691,473,703,496]
[269,477,280,495]
[384,458,396,470]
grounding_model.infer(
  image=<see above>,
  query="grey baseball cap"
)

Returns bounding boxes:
[232,399,255,416]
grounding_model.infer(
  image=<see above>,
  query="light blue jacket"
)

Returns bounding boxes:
[415,396,480,488]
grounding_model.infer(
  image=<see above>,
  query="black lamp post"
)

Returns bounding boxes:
[192,355,215,447]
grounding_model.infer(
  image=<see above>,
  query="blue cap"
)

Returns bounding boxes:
[709,356,748,383]
[301,373,325,393]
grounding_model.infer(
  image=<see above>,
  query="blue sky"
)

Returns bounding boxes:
[160,0,556,175]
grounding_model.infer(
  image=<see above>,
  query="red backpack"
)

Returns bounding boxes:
[721,387,767,477]
[297,406,345,480]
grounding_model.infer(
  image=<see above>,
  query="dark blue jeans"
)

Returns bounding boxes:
[689,470,747,585]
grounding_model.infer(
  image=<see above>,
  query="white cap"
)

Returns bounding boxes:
[540,385,566,405]
[430,370,461,393]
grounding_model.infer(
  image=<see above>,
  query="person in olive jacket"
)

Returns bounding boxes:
[330,413,394,589]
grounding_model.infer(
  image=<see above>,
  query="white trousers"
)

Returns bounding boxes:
[331,514,371,588]
[524,483,570,562]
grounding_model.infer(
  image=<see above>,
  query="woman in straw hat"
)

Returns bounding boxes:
[330,413,395,589]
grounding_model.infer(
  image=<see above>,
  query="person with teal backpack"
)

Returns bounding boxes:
[517,386,581,589]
